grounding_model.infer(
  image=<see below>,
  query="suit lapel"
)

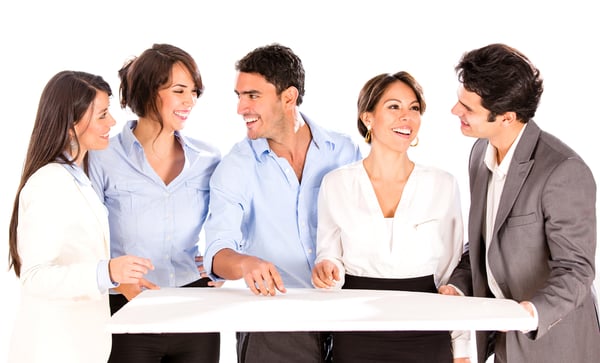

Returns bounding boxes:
[493,121,541,237]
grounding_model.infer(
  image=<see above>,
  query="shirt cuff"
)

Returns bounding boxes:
[97,259,119,294]
[447,283,465,296]
[451,329,471,359]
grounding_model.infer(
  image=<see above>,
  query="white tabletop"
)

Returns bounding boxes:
[107,286,536,333]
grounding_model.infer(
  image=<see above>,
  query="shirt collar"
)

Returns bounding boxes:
[62,161,91,186]
[121,120,200,156]
[484,123,528,176]
[248,112,331,159]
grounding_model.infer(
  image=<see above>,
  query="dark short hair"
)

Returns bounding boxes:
[119,43,203,126]
[236,43,305,105]
[455,43,543,123]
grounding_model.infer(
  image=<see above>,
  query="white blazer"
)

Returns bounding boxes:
[8,163,112,363]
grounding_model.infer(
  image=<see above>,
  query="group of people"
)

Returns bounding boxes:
[7,40,599,363]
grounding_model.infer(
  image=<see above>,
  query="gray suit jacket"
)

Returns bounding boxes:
[449,121,600,363]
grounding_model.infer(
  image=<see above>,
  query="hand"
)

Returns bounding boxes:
[519,301,535,317]
[438,285,460,296]
[454,357,471,363]
[195,255,224,288]
[311,260,340,288]
[109,255,154,284]
[116,278,159,300]
[240,255,285,296]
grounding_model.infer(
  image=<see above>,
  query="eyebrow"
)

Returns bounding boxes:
[384,98,419,105]
[235,90,260,96]
[458,100,473,112]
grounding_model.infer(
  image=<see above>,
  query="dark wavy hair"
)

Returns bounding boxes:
[455,43,544,123]
[236,43,305,105]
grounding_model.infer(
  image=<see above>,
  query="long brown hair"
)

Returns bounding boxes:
[8,70,112,277]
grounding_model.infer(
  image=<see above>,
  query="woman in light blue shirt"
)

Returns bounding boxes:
[88,44,221,363]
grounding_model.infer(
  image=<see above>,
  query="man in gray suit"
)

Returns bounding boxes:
[439,43,599,362]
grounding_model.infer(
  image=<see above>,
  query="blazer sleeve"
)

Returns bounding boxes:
[531,157,597,339]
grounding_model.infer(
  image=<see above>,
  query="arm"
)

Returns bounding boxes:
[203,153,285,295]
[312,174,346,289]
[528,158,596,339]
[212,248,285,296]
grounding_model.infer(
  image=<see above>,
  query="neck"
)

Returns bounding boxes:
[363,148,413,182]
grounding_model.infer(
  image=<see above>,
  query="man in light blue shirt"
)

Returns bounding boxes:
[203,43,362,362]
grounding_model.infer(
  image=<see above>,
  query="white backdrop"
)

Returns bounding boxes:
[1,1,598,362]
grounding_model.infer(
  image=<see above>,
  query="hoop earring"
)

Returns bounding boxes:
[364,128,372,144]
[410,136,419,147]
[70,138,79,154]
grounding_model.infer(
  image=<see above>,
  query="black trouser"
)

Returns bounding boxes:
[108,278,220,363]
[236,331,331,363]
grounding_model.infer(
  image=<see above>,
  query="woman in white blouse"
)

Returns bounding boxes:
[8,71,153,363]
[312,71,470,363]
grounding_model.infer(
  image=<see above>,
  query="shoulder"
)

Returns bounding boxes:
[210,139,256,184]
[22,164,72,200]
[413,164,460,194]
[416,164,458,182]
[322,160,363,185]
[28,163,71,184]
[181,135,221,159]
[88,133,125,163]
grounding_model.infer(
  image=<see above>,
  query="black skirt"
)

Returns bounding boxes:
[332,274,452,363]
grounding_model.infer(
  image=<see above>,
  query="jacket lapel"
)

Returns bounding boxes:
[73,178,110,256]
[493,121,540,236]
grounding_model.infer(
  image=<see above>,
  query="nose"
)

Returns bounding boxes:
[186,93,197,107]
[450,102,461,116]
[237,98,246,115]
[108,112,117,127]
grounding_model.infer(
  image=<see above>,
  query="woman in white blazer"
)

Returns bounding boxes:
[7,71,154,363]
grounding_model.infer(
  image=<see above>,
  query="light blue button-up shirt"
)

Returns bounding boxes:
[88,120,221,287]
[204,114,362,288]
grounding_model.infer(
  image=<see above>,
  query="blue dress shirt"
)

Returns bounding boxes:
[88,120,221,287]
[204,114,362,288]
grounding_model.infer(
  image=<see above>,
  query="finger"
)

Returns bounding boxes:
[254,279,270,296]
[208,280,224,288]
[332,267,340,282]
[269,268,286,294]
[136,258,154,270]
[140,278,159,290]
[244,275,261,295]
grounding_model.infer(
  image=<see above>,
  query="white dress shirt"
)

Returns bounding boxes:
[484,124,527,299]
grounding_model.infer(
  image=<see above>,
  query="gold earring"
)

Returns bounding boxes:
[364,127,372,143]
[410,136,419,147]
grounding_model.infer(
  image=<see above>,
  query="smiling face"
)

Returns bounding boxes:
[157,62,199,132]
[73,90,115,163]
[364,80,421,153]
[451,84,502,139]
[235,71,288,140]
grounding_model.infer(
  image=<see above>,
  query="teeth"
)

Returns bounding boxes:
[392,128,411,135]
[244,117,258,122]
[174,111,188,117]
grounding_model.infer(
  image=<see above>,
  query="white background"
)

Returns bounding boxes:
[1,1,598,362]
